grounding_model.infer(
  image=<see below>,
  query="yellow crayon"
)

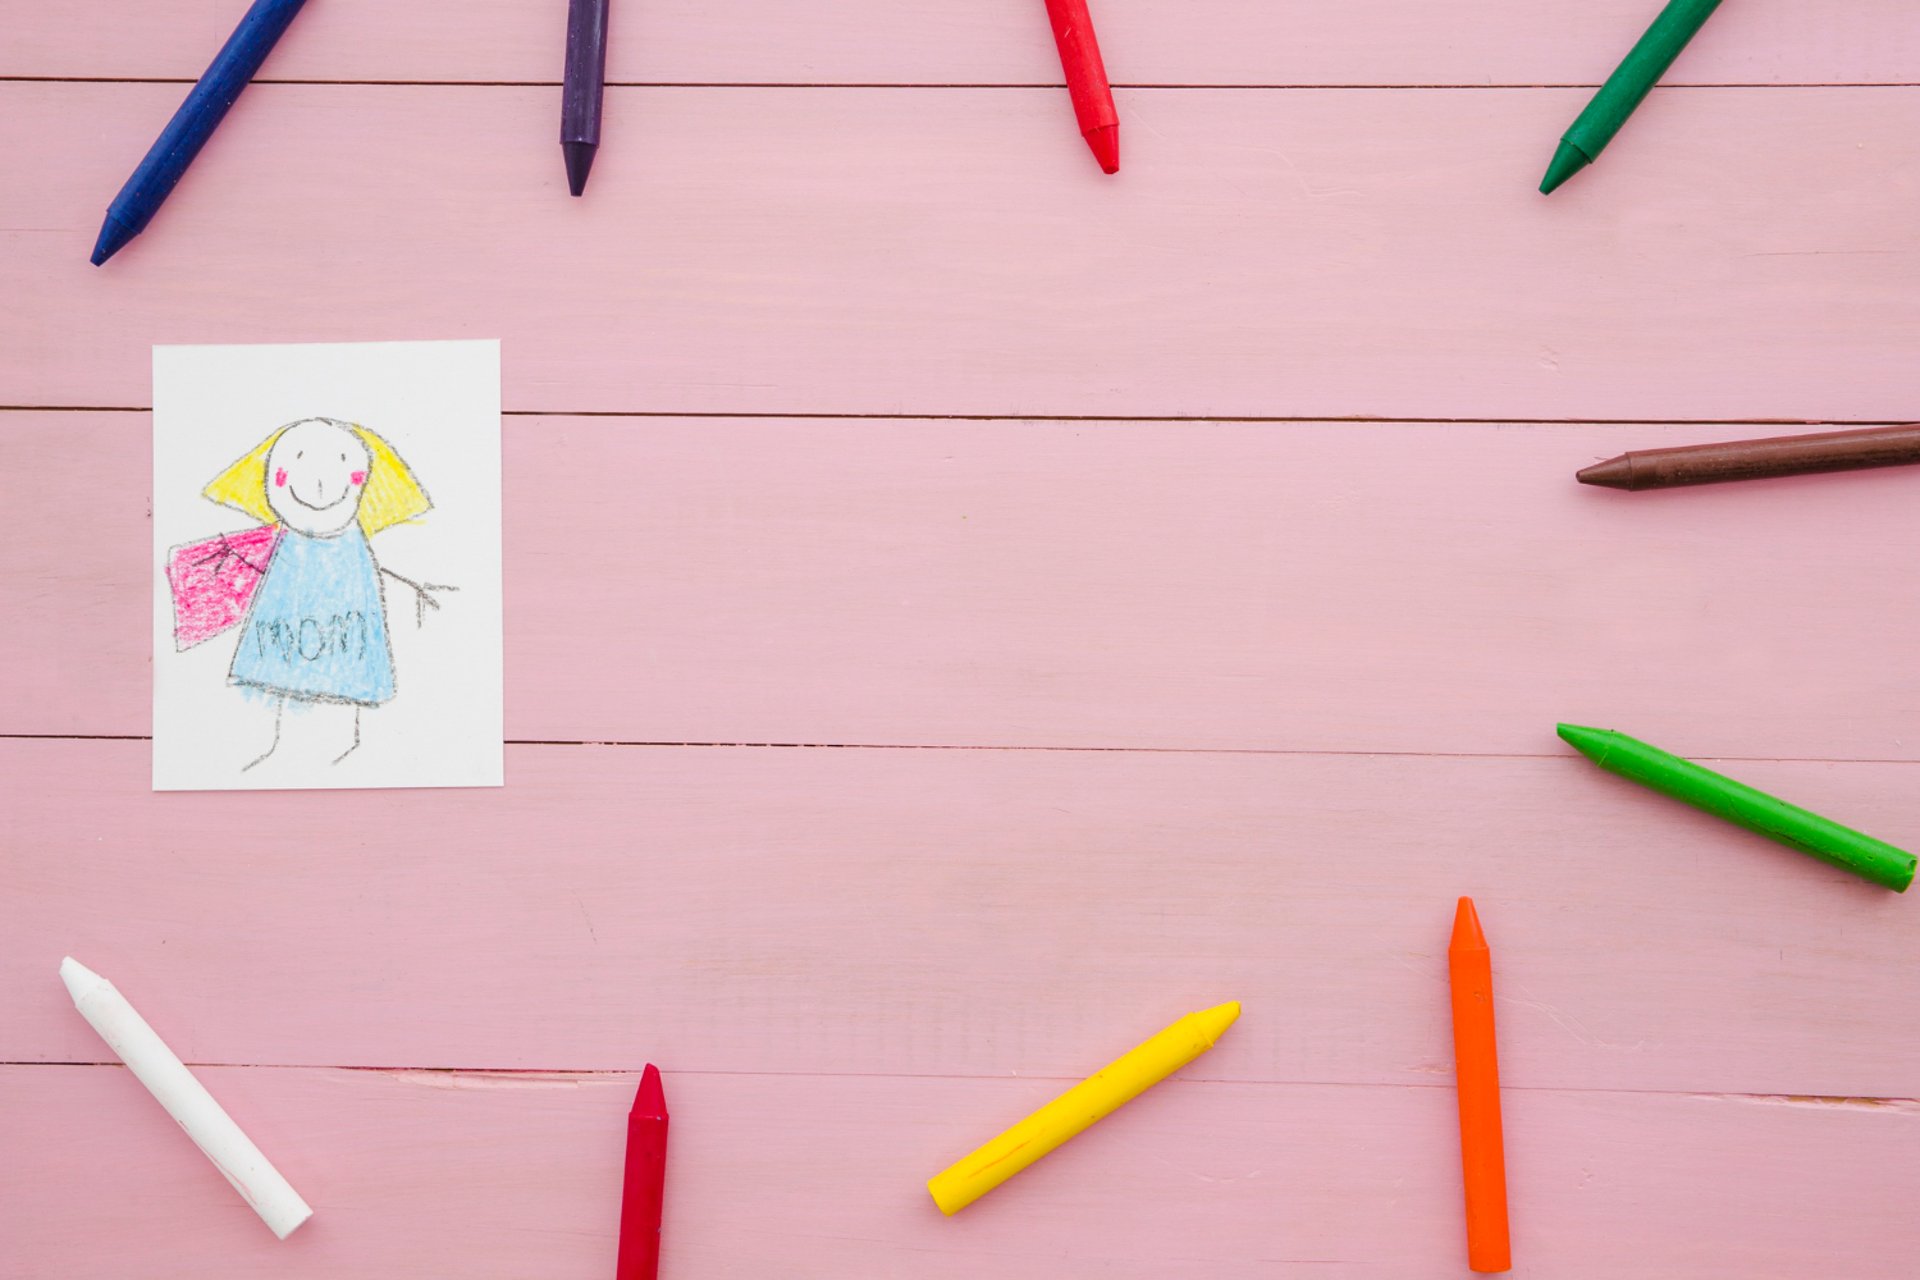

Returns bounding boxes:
[927,1001,1241,1214]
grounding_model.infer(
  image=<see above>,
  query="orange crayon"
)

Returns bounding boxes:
[1448,897,1511,1272]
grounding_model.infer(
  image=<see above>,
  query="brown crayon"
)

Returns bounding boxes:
[1577,424,1920,491]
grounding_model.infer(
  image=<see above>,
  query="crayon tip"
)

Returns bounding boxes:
[562,141,598,197]
[1556,722,1616,762]
[632,1063,667,1119]
[1576,455,1634,489]
[90,214,138,266]
[59,956,105,1001]
[1450,897,1488,952]
[1539,140,1591,195]
[1084,125,1120,175]
[1193,1001,1241,1043]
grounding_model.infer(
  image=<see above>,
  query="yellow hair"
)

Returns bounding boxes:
[201,419,431,537]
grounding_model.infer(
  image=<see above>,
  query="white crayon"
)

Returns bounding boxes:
[60,957,312,1238]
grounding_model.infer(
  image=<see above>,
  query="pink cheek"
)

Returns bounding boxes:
[350,471,367,486]
[273,468,287,487]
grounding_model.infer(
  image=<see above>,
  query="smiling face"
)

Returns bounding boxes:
[265,419,371,536]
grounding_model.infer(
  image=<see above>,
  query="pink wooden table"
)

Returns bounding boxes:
[4,2,1918,1275]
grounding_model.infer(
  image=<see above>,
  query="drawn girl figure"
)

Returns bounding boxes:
[165,417,452,770]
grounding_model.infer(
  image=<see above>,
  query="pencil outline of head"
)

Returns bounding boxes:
[203,417,432,538]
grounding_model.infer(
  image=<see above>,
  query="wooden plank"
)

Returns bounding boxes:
[4,84,1917,419]
[0,1063,1913,1277]
[5,739,1916,1094]
[9,411,1920,757]
[2,0,1914,87]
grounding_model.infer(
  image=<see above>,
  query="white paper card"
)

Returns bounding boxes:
[153,340,503,791]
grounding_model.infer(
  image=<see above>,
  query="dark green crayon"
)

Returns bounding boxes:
[1558,723,1915,892]
[1541,0,1724,194]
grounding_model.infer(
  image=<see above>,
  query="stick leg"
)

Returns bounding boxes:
[242,697,284,772]
[332,707,362,765]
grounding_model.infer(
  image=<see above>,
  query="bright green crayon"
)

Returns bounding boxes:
[1558,724,1916,892]
[1540,0,1724,194]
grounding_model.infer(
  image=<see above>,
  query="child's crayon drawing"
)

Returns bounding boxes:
[166,417,456,770]
[152,340,503,792]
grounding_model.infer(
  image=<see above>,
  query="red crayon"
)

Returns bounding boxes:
[616,1064,669,1280]
[1449,899,1511,1272]
[1042,0,1120,173]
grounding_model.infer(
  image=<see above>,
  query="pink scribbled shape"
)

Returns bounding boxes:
[274,468,288,487]
[165,526,281,650]
[350,470,367,486]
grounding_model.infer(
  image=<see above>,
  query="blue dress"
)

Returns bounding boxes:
[229,525,396,705]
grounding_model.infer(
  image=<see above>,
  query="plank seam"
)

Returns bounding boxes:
[5,1061,1916,1109]
[3,406,1915,429]
[6,733,1920,767]
[5,76,1918,90]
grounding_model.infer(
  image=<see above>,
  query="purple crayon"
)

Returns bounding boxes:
[561,0,612,196]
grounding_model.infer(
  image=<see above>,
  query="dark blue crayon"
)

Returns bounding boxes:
[561,0,612,197]
[91,0,309,265]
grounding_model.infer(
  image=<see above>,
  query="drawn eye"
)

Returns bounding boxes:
[339,453,346,461]
[296,450,304,460]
